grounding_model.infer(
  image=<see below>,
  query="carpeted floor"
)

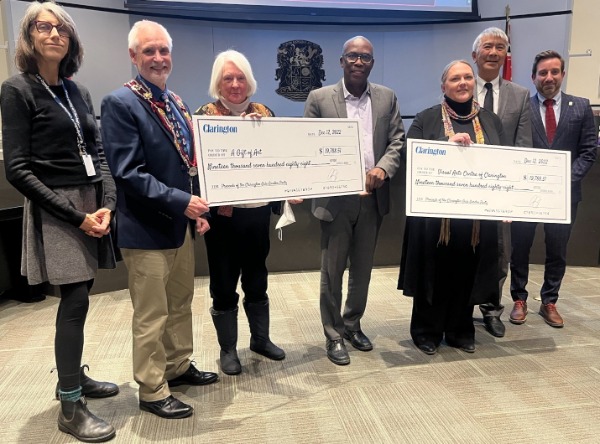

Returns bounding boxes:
[1,265,600,443]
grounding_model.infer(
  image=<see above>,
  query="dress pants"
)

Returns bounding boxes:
[479,222,510,316]
[510,202,578,305]
[122,228,195,402]
[204,205,271,311]
[319,194,382,341]
[410,219,477,345]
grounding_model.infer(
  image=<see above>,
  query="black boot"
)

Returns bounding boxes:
[55,365,119,400]
[211,307,242,375]
[58,397,116,442]
[243,299,285,361]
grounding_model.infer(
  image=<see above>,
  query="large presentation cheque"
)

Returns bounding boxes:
[192,116,365,206]
[406,139,571,223]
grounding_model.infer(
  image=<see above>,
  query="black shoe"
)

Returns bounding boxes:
[55,365,119,400]
[139,395,193,419]
[58,397,116,442]
[168,364,219,387]
[483,316,505,338]
[414,338,438,355]
[446,338,476,353]
[326,339,350,365]
[343,329,373,351]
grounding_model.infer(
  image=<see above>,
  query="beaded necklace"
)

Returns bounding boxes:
[124,78,197,176]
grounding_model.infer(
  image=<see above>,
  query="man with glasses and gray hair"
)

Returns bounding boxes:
[304,36,405,365]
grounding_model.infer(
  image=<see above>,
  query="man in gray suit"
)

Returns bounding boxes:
[471,27,532,338]
[510,50,597,328]
[304,36,405,365]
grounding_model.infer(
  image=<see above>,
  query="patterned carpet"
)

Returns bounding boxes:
[1,265,600,443]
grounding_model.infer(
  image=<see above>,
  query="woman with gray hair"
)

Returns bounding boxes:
[195,50,291,375]
[1,1,117,441]
[398,60,507,355]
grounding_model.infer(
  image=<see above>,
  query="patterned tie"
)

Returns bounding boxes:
[544,98,556,145]
[483,82,494,112]
[161,92,189,156]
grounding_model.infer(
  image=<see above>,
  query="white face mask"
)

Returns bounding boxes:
[275,201,296,241]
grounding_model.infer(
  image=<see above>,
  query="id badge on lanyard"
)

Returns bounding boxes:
[82,154,96,176]
[36,74,97,177]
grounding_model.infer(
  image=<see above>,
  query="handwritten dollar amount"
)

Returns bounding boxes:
[320,147,343,155]
[524,174,547,182]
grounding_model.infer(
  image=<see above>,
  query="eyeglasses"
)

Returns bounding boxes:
[343,53,373,64]
[32,21,70,38]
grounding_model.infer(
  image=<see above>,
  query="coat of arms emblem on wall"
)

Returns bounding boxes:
[275,40,326,102]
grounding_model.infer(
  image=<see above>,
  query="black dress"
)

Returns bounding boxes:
[398,103,506,348]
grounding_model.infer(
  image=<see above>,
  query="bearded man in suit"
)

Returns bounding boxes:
[509,50,597,328]
[303,36,405,365]
[101,20,218,419]
[471,27,532,338]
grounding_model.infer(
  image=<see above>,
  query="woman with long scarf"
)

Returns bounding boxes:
[398,60,507,355]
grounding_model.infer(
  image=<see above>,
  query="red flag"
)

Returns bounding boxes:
[503,6,512,81]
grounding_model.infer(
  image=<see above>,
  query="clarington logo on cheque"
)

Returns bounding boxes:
[415,145,446,156]
[202,124,238,134]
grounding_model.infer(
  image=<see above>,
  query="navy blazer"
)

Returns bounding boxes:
[101,86,197,250]
[530,93,597,202]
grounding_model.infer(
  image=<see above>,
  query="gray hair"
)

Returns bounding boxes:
[14,0,83,77]
[128,20,172,52]
[342,35,374,56]
[472,27,508,54]
[441,60,474,84]
[208,50,257,100]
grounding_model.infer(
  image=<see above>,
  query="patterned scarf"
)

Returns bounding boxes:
[439,98,485,248]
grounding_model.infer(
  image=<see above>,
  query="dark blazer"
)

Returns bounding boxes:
[101,86,197,250]
[304,79,405,221]
[530,92,597,202]
[408,104,507,146]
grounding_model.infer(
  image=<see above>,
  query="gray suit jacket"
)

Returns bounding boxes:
[498,79,532,147]
[303,79,405,221]
[530,92,597,202]
[476,77,532,147]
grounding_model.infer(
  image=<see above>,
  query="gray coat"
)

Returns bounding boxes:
[303,79,405,221]
[494,78,532,147]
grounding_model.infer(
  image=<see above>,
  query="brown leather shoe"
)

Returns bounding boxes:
[509,300,528,324]
[539,303,564,328]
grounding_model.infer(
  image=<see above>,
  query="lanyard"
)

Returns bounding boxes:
[35,74,87,155]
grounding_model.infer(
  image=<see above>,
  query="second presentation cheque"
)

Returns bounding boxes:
[193,116,365,206]
[407,139,572,224]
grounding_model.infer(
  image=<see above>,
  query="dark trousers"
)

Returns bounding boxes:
[56,279,93,390]
[479,222,510,317]
[410,220,476,346]
[204,206,271,311]
[510,202,578,305]
[319,194,382,341]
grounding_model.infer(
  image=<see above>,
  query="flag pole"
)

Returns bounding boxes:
[503,5,512,81]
